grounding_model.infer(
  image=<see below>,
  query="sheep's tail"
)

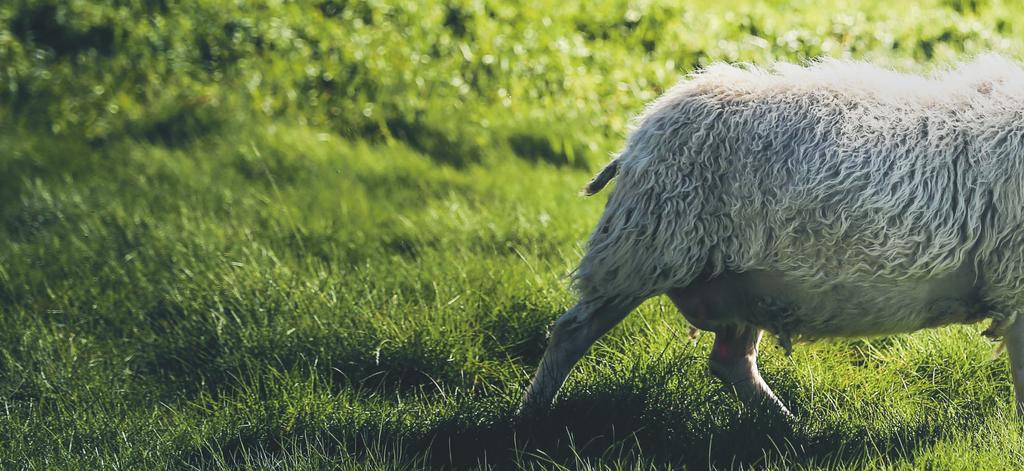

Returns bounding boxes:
[581,159,620,196]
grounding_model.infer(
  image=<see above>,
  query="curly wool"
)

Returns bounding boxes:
[574,54,1024,319]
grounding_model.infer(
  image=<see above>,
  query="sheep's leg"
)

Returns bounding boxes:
[518,297,641,415]
[1003,314,1024,416]
[709,325,792,417]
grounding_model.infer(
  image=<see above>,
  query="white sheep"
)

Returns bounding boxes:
[520,54,1024,418]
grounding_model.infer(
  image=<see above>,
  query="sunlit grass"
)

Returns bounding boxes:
[4,0,1024,468]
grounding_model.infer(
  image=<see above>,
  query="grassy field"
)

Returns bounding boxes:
[5,0,1024,468]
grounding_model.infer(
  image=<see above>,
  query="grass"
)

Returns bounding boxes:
[4,0,1024,468]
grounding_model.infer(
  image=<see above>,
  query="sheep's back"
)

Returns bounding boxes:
[576,56,1024,303]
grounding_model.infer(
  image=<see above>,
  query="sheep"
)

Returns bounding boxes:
[519,54,1024,418]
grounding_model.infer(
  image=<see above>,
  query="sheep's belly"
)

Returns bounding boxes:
[754,276,988,340]
[677,265,989,340]
[765,280,987,339]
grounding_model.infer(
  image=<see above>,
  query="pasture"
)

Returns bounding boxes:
[3,0,1024,468]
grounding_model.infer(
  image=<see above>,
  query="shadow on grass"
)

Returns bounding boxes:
[128,295,556,402]
[132,323,474,401]
[129,298,991,468]
[178,356,991,469]
[416,406,960,469]
[409,374,992,469]
[181,389,979,469]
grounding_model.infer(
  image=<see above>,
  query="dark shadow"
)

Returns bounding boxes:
[10,3,115,57]
[383,116,483,168]
[179,370,987,470]
[508,133,591,169]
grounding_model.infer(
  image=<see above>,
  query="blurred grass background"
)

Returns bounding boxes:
[3,0,1024,468]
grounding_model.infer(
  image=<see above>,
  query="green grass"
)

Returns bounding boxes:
[4,0,1024,468]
